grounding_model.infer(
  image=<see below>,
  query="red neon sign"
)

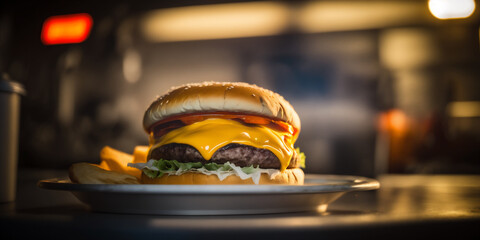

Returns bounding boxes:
[41,13,93,45]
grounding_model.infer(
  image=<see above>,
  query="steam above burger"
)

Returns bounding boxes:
[129,82,305,184]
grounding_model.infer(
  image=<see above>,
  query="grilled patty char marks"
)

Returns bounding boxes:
[150,143,298,169]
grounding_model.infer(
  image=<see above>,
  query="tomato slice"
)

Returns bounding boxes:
[149,111,298,139]
[151,120,185,139]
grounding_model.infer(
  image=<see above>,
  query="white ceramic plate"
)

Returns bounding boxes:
[38,174,379,215]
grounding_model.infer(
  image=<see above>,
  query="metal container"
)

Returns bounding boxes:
[0,75,25,202]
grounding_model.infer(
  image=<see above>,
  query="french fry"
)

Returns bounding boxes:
[99,146,142,179]
[69,162,139,184]
[133,145,149,163]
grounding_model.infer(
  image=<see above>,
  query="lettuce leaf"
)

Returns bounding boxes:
[128,159,281,184]
[296,147,306,168]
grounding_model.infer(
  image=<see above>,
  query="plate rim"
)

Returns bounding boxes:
[37,174,380,195]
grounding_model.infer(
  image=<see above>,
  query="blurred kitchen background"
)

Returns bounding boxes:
[1,0,479,177]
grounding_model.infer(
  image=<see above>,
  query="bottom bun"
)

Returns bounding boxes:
[141,168,304,185]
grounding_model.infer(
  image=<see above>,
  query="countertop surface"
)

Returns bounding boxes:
[1,169,479,239]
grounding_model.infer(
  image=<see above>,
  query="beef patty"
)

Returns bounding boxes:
[150,143,299,169]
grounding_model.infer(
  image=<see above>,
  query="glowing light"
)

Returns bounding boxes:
[380,28,437,70]
[428,0,475,19]
[141,2,289,42]
[379,109,409,133]
[41,13,93,45]
[447,101,480,117]
[122,49,142,83]
[297,1,423,33]
[316,204,328,213]
[389,110,408,132]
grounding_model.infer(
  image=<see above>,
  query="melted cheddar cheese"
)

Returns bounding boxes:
[150,118,294,172]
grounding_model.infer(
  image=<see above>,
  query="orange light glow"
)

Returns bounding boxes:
[379,109,409,133]
[41,13,93,45]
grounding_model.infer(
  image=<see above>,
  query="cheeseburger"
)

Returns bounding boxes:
[129,82,305,184]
